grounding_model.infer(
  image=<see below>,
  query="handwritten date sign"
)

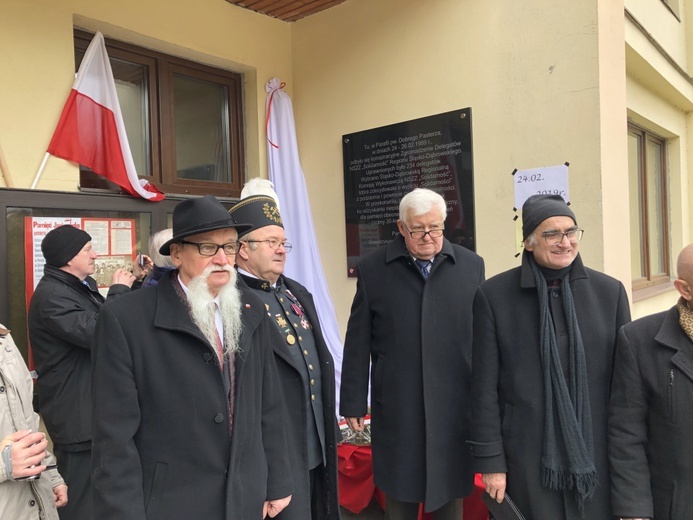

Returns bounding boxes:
[513,164,569,209]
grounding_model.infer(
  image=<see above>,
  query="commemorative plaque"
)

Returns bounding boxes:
[343,108,475,276]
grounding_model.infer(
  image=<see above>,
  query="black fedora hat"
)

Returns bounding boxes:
[159,195,252,255]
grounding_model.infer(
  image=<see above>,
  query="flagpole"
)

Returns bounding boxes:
[0,142,14,188]
[30,152,50,189]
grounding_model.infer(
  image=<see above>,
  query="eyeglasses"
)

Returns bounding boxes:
[178,240,240,256]
[402,223,445,240]
[541,229,584,246]
[243,239,293,253]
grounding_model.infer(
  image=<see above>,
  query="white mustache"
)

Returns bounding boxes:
[208,265,234,273]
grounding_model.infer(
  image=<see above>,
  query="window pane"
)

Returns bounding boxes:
[646,139,665,276]
[627,132,645,279]
[173,74,230,183]
[112,58,151,177]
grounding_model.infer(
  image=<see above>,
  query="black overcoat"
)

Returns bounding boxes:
[609,306,693,519]
[28,265,130,446]
[340,236,485,511]
[91,272,293,520]
[469,254,630,520]
[241,274,341,519]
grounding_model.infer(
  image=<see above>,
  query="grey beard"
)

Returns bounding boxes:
[187,265,243,356]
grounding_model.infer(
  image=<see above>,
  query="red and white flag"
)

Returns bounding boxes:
[47,32,164,201]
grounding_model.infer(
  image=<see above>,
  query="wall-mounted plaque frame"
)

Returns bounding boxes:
[343,108,475,276]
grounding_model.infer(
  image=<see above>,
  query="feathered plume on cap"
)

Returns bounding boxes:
[240,178,280,211]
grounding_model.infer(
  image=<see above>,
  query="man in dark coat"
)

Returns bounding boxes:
[469,195,630,520]
[229,190,340,519]
[91,195,293,520]
[609,242,693,520]
[340,188,485,519]
[28,224,138,520]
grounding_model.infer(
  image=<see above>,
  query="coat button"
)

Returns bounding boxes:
[29,499,36,507]
[308,364,313,371]
[202,352,213,362]
[552,291,559,298]
[214,413,224,423]
[0,386,4,393]
[303,350,309,356]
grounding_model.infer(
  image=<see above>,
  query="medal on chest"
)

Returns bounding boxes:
[275,313,296,345]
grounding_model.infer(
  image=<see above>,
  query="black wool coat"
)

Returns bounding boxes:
[91,272,293,520]
[240,274,341,520]
[28,265,131,447]
[609,306,693,520]
[340,236,485,511]
[469,254,630,520]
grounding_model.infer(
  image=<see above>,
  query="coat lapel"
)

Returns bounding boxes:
[657,307,693,383]
[236,274,298,370]
[282,278,328,371]
[153,273,212,349]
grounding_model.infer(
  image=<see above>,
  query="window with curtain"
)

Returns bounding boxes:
[627,123,670,291]
[74,30,244,198]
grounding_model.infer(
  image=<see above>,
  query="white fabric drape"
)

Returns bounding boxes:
[265,78,343,409]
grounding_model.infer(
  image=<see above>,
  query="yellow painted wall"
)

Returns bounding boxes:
[626,74,690,318]
[624,5,693,319]
[291,0,627,335]
[626,0,689,66]
[0,0,292,191]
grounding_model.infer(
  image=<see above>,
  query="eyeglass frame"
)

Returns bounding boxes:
[540,228,584,245]
[401,222,445,240]
[242,239,293,253]
[178,240,240,257]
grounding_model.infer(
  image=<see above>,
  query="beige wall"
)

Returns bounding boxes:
[624,3,693,318]
[292,0,630,335]
[0,0,292,191]
[626,0,688,66]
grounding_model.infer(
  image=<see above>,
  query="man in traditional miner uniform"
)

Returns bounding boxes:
[229,193,340,520]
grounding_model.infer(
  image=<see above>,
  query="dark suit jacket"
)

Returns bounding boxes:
[609,305,693,520]
[91,271,292,520]
[341,236,484,511]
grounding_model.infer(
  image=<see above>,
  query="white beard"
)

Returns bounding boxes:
[187,264,243,356]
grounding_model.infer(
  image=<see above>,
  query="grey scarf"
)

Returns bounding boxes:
[529,255,598,512]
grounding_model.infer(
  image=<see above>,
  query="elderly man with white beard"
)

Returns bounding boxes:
[91,195,293,520]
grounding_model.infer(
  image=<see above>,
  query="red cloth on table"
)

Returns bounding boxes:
[337,444,488,520]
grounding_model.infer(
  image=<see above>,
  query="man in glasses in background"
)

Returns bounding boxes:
[91,195,292,520]
[229,187,340,520]
[340,187,485,519]
[469,194,630,520]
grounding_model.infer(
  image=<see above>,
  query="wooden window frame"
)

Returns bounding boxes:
[628,123,670,292]
[74,30,245,198]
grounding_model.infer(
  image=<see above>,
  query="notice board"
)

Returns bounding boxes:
[343,108,475,276]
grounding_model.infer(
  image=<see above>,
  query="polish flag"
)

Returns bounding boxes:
[47,32,164,201]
